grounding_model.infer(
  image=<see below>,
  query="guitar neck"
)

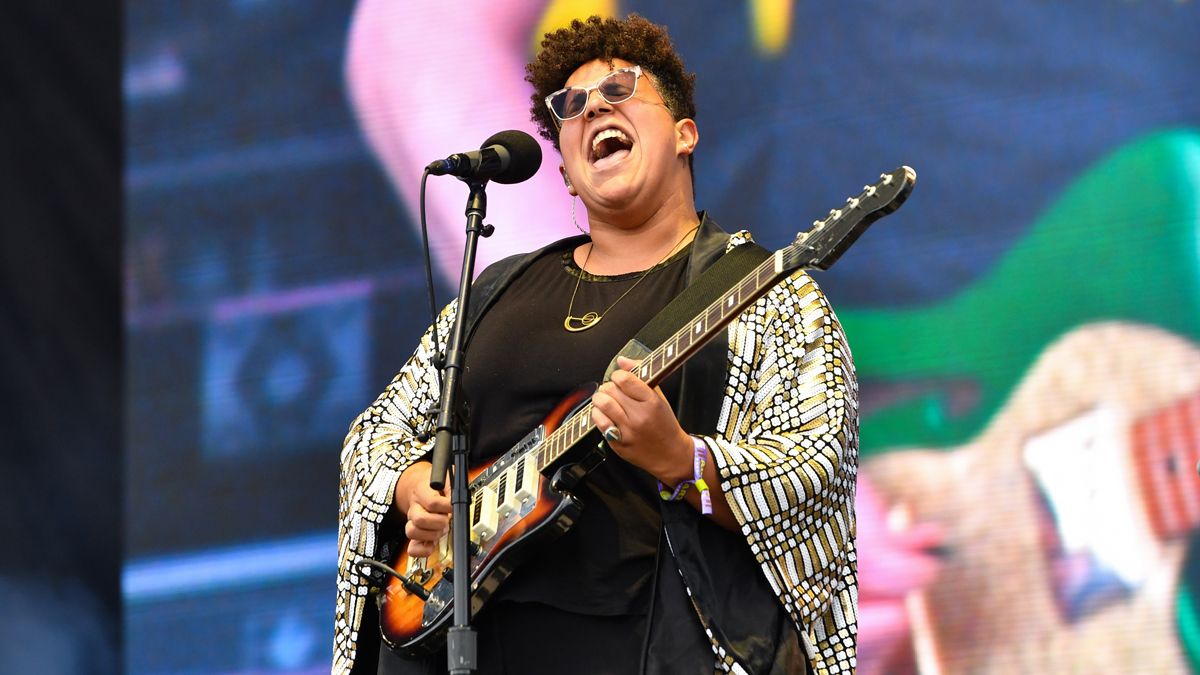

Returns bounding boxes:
[532,252,788,473]
[501,166,915,480]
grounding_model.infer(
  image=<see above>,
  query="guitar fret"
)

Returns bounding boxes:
[758,263,774,288]
[706,303,721,328]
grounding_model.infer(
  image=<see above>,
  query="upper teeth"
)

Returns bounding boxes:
[592,128,630,152]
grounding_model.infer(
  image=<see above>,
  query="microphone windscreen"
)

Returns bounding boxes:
[484,130,542,184]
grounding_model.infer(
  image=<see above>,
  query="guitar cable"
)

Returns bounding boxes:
[416,167,441,443]
[359,557,431,601]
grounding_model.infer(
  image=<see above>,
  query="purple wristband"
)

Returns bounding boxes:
[657,436,712,515]
[692,436,712,515]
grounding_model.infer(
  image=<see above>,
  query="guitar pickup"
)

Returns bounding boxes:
[470,486,498,541]
[512,456,538,504]
[496,469,518,518]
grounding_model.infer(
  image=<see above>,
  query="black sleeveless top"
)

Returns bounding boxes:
[460,242,690,614]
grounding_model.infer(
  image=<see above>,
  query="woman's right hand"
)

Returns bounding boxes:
[393,461,452,558]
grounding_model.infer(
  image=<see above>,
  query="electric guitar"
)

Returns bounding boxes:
[373,166,916,655]
[866,321,1200,673]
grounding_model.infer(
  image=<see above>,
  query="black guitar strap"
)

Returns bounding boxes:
[604,238,801,674]
[604,239,772,379]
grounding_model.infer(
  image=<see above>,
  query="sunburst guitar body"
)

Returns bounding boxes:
[377,387,598,654]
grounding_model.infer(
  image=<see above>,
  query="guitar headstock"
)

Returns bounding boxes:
[783,166,916,272]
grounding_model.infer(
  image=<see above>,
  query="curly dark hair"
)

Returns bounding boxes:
[525,14,697,153]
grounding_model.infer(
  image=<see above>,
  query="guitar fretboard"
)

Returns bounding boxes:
[1132,390,1200,540]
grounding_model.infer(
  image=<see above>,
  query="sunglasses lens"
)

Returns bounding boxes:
[551,88,589,120]
[598,70,637,104]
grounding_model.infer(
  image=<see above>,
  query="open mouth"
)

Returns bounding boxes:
[590,127,634,170]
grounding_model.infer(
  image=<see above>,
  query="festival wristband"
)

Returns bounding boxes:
[657,436,713,515]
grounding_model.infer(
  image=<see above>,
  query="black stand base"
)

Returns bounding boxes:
[446,627,478,675]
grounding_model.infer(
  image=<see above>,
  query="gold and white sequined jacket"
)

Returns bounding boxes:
[335,216,858,674]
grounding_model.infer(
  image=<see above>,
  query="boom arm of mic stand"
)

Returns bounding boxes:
[427,179,489,674]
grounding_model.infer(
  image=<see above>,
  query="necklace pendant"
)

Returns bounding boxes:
[564,312,602,332]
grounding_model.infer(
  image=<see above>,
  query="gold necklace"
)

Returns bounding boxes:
[563,224,700,333]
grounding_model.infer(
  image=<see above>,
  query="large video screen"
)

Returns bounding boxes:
[125,1,1200,672]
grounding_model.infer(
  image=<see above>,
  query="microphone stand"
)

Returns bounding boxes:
[428,178,491,675]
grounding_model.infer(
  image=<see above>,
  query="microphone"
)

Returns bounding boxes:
[426,129,543,184]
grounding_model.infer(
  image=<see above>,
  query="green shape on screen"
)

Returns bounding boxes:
[844,128,1200,455]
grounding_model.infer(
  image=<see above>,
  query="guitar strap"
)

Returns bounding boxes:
[601,238,804,673]
[603,239,772,379]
